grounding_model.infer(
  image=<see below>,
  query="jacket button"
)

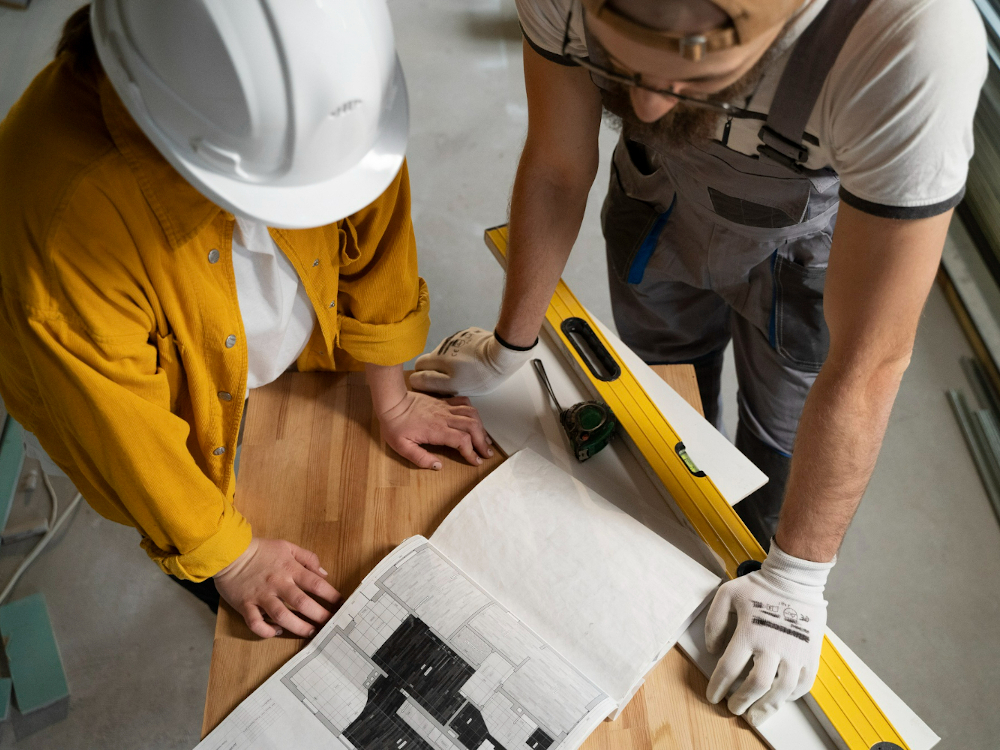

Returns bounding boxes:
[312,259,320,267]
[218,391,232,402]
[213,446,226,456]
[225,334,237,348]
[329,301,336,309]
[208,249,220,264]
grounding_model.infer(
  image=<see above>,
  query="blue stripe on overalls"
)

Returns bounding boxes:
[627,194,677,285]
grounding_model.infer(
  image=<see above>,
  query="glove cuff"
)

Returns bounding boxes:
[486,331,537,372]
[493,329,539,352]
[761,539,836,596]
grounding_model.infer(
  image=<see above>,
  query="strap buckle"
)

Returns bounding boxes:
[757,125,809,174]
[678,35,708,62]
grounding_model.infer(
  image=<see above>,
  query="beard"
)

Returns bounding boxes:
[598,40,782,150]
[600,85,725,148]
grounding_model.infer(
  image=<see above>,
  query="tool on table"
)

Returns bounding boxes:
[532,359,616,462]
[485,224,910,750]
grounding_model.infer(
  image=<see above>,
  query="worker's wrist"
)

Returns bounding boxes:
[761,538,836,595]
[365,363,409,416]
[493,314,540,351]
[774,526,839,565]
[215,537,259,580]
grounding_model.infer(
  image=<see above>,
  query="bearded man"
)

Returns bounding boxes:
[411,0,986,727]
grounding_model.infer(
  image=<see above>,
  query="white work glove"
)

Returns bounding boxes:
[705,540,835,727]
[411,327,536,396]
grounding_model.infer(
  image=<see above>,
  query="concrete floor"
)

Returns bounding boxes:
[1,0,999,748]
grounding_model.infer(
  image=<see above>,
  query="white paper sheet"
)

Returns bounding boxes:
[431,450,721,709]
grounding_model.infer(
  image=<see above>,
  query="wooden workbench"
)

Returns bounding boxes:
[202,367,765,750]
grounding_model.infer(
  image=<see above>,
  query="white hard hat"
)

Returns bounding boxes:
[91,0,408,229]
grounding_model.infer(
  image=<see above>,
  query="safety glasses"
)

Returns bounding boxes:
[562,6,764,120]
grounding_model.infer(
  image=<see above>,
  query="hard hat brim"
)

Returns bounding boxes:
[174,58,409,229]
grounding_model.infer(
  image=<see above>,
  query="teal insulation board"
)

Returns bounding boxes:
[0,415,25,535]
[0,594,69,713]
[0,678,10,721]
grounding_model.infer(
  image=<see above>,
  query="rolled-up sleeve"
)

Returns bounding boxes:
[335,161,431,366]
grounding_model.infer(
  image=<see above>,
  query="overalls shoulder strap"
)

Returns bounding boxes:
[757,0,876,173]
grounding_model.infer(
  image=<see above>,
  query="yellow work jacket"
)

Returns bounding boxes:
[0,56,430,581]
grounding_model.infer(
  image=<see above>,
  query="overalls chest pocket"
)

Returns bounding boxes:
[665,139,837,373]
[676,139,821,227]
[602,140,676,285]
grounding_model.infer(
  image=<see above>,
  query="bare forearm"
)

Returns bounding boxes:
[494,151,593,347]
[777,206,951,562]
[776,357,908,562]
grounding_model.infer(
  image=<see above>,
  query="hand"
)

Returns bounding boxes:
[411,327,535,396]
[214,538,341,639]
[378,390,493,469]
[704,541,835,726]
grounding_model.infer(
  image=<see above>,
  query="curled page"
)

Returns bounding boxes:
[430,450,721,709]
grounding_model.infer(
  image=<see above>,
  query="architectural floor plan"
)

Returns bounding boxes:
[280,542,609,750]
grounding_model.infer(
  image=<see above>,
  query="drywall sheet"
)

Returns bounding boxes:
[0,593,68,714]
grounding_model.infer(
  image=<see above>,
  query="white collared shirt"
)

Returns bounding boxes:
[231,216,317,390]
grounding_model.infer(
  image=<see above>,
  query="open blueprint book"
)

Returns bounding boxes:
[196,450,720,750]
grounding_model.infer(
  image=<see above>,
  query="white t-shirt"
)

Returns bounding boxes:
[231,216,317,390]
[517,0,988,218]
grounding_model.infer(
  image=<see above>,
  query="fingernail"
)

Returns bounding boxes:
[476,457,482,465]
[487,448,494,457]
[319,567,329,577]
[432,462,442,470]
[308,628,317,637]
[274,627,283,636]
[486,436,493,445]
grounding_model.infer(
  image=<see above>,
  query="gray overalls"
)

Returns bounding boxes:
[596,0,873,547]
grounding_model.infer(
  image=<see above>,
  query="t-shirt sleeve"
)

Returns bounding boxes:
[823,0,987,219]
[515,0,589,65]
